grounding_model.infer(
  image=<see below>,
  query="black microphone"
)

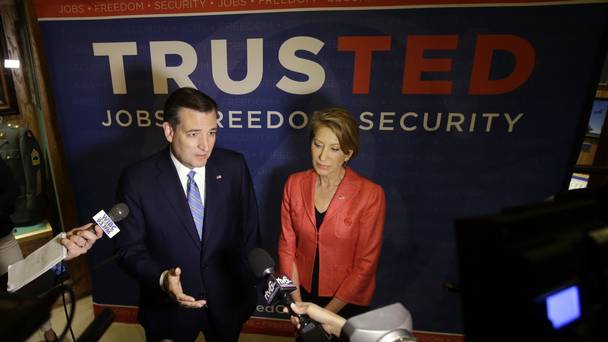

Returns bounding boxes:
[89,203,129,238]
[107,203,129,222]
[248,248,331,342]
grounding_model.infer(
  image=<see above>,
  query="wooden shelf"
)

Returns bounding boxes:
[14,220,53,257]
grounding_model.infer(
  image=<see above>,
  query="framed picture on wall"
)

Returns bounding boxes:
[586,98,608,138]
[0,16,19,116]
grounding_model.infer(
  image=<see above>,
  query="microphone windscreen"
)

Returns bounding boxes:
[108,203,129,222]
[248,248,275,278]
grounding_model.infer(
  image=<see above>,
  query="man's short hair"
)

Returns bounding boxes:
[163,87,218,127]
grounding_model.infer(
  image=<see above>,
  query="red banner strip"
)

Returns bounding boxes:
[92,303,465,341]
[34,0,585,20]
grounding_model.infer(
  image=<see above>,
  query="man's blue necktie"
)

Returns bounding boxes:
[187,171,204,240]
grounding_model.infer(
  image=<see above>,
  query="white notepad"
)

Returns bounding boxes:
[7,232,67,293]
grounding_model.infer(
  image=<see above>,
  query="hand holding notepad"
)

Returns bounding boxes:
[6,205,127,292]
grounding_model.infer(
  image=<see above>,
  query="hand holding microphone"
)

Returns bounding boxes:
[62,203,129,261]
[61,223,103,261]
[6,203,130,295]
[248,248,332,342]
[289,302,347,337]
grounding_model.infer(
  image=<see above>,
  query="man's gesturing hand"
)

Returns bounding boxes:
[163,267,206,309]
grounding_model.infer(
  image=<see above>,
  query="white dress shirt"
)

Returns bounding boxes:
[169,151,206,206]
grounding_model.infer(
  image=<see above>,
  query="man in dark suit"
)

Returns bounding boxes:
[115,87,260,341]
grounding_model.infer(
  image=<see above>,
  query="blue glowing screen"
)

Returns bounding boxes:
[546,285,581,329]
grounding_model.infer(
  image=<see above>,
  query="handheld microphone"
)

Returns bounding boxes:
[90,203,129,238]
[248,248,331,342]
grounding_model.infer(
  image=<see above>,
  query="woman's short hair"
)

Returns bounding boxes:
[310,107,359,159]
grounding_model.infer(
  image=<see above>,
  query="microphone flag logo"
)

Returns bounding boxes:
[93,209,121,238]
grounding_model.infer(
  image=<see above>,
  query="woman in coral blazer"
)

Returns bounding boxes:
[278,108,386,319]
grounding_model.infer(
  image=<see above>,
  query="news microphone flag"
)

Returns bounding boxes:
[264,275,297,305]
[93,210,120,238]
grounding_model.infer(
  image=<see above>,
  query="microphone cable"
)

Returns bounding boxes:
[46,250,124,341]
[59,284,76,341]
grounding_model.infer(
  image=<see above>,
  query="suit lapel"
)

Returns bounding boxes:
[301,170,316,227]
[202,161,221,251]
[323,168,360,224]
[156,150,201,249]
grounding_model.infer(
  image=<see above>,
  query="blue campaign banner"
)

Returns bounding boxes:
[35,1,608,334]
